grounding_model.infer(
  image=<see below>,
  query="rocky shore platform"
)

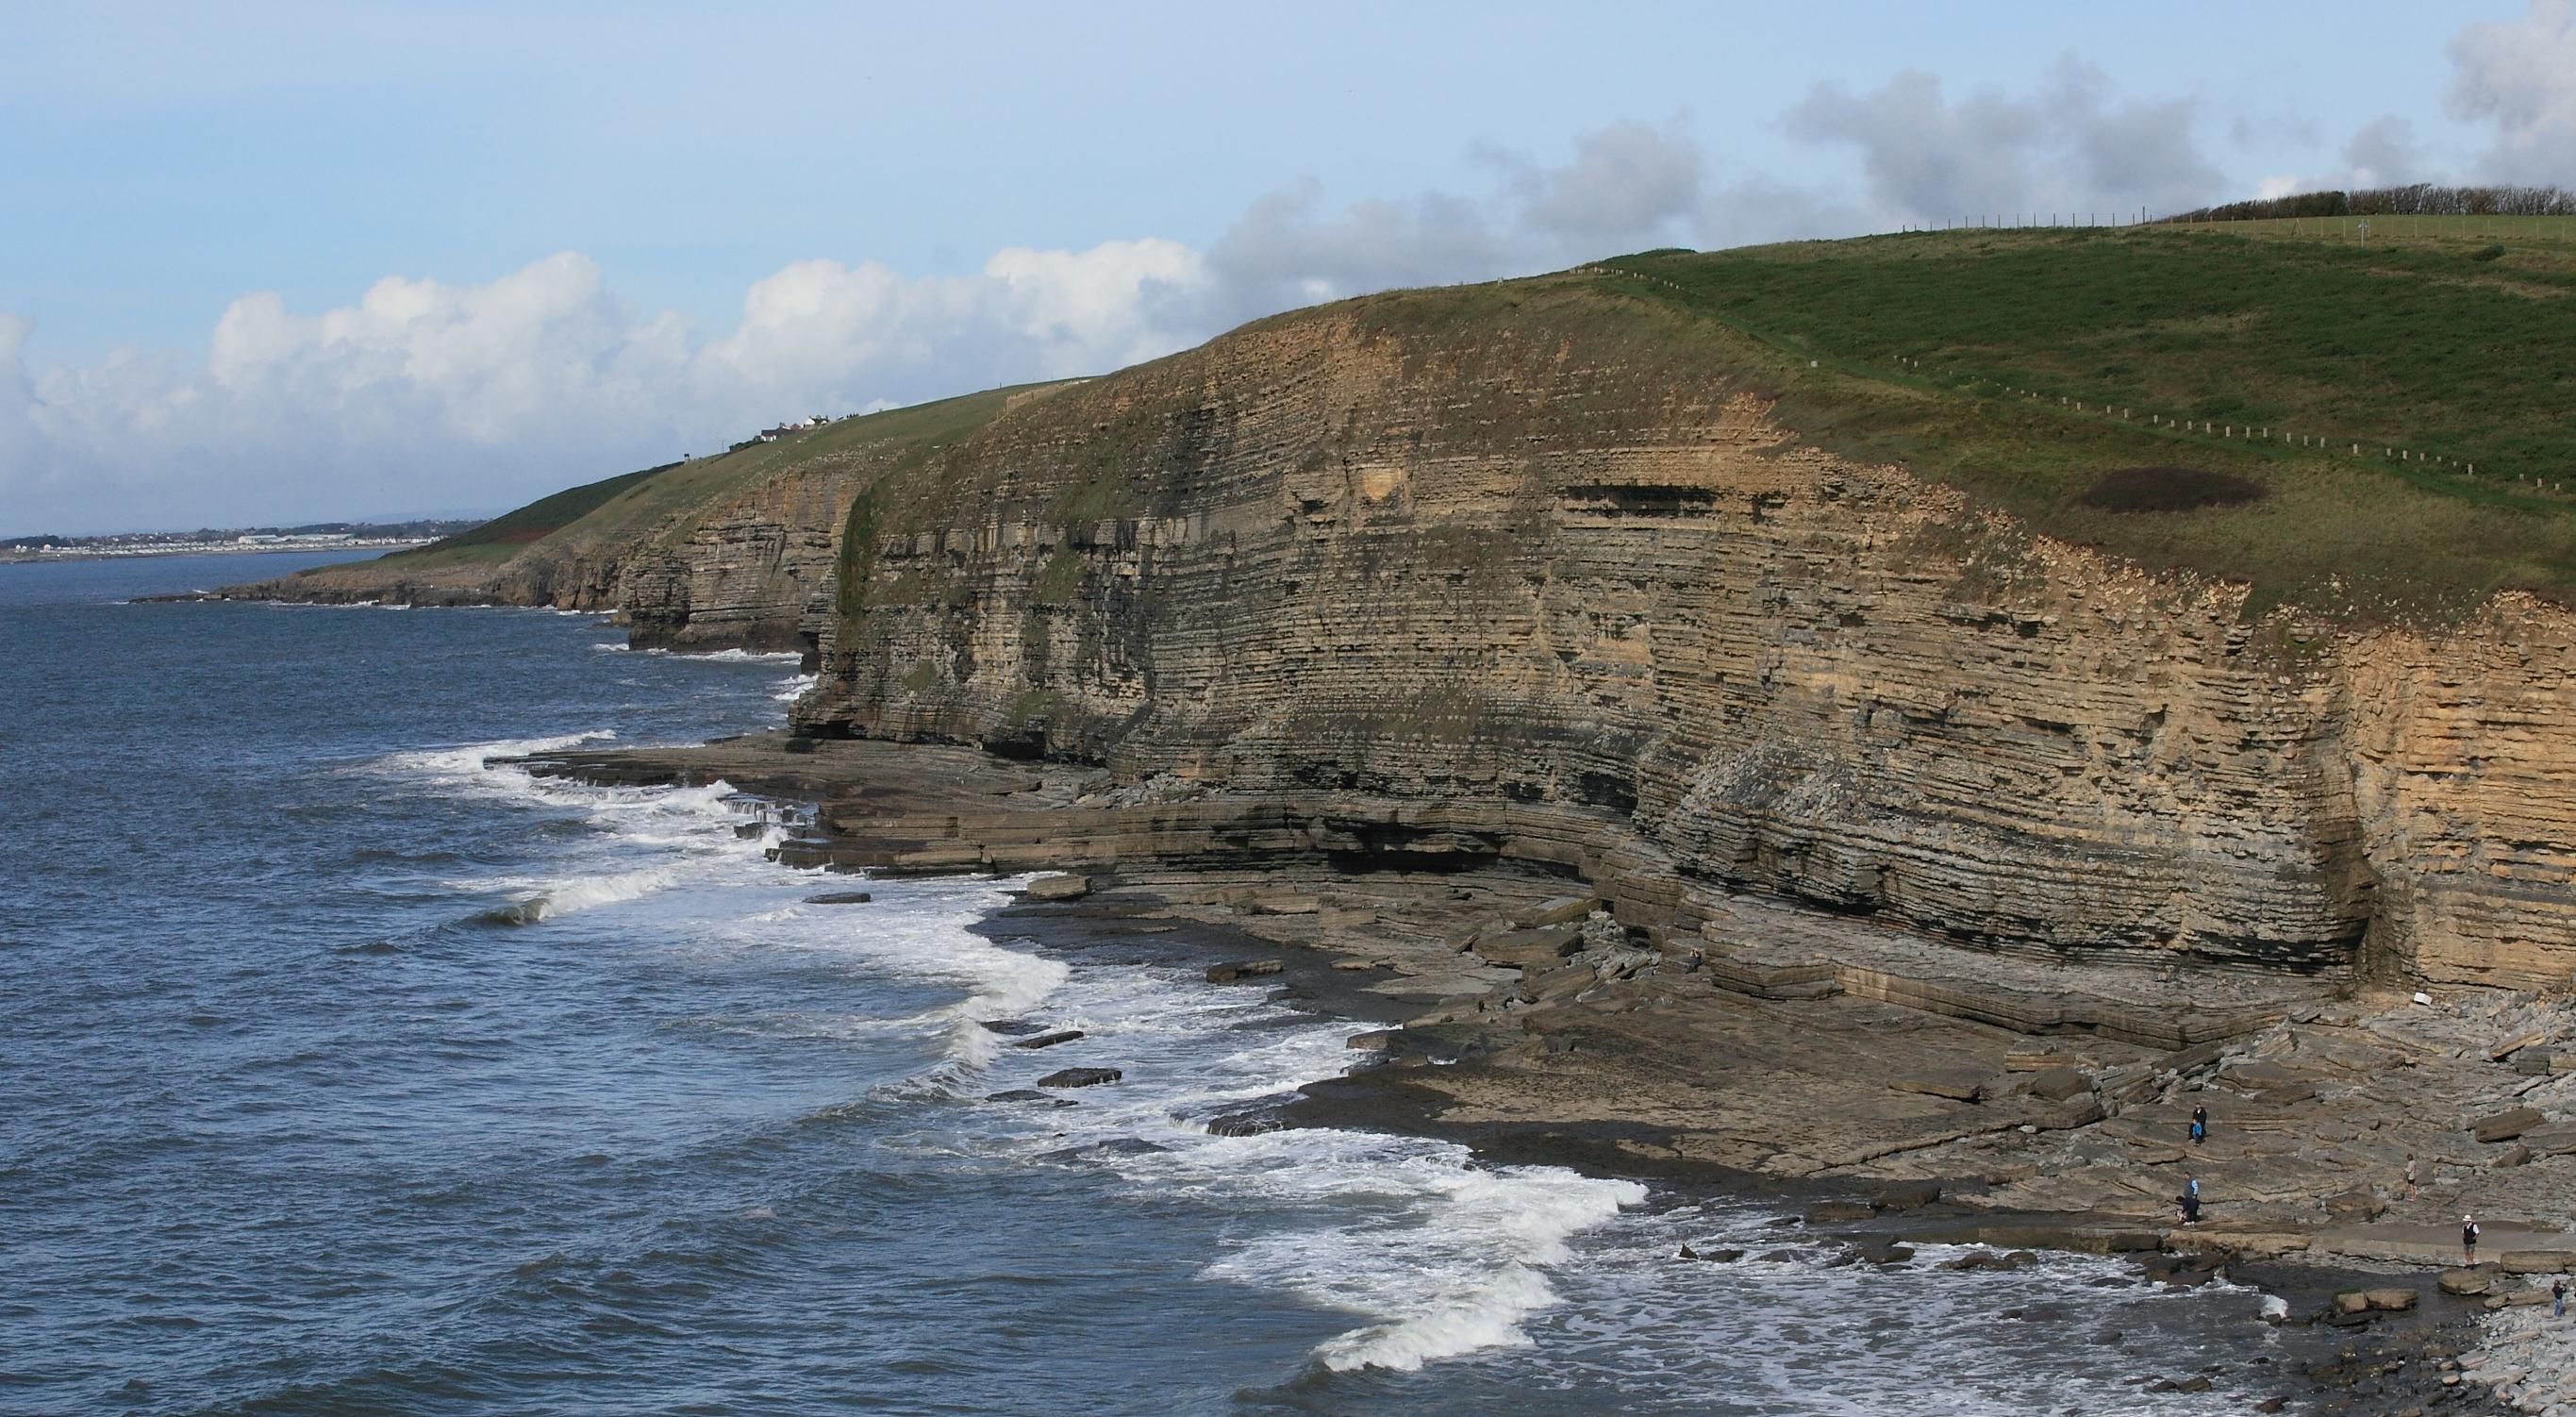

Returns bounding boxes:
[513,730,2576,1409]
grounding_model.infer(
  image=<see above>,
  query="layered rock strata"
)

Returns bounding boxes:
[791,289,2576,991]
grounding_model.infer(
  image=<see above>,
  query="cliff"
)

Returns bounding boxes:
[789,276,2576,991]
[215,386,1055,661]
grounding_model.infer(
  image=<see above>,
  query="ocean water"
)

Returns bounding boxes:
[1,553,2314,1416]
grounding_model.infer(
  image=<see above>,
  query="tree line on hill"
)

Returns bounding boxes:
[2160,184,2576,224]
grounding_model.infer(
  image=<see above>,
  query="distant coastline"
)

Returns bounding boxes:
[0,537,434,565]
[1,519,477,565]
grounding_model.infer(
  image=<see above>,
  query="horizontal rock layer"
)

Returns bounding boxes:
[791,291,2576,990]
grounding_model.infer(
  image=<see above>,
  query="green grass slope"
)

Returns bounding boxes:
[354,385,1052,581]
[1591,218,2576,618]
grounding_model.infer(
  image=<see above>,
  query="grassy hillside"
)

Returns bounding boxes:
[352,385,1053,581]
[1587,218,2576,618]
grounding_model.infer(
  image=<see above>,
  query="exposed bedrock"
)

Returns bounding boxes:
[790,303,2576,990]
[619,465,858,659]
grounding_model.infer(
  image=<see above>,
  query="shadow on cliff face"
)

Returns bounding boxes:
[2076,466,2269,512]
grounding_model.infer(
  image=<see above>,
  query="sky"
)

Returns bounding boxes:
[5,1,2574,534]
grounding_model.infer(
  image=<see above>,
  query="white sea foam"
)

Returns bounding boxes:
[1191,1134,1647,1372]
[486,863,687,923]
[772,673,818,703]
[378,732,787,925]
[589,643,806,663]
[689,648,808,663]
[724,883,1070,1076]
[904,899,1647,1374]
[380,730,618,782]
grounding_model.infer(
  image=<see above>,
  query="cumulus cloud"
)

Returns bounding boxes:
[0,73,2251,535]
[1784,55,2222,224]
[2341,115,2425,189]
[1501,121,1705,244]
[5,125,1782,532]
[2446,0,2576,182]
[0,242,1241,532]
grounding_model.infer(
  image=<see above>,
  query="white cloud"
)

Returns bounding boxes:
[2447,0,2576,183]
[2,125,1778,532]
[2,242,1235,532]
[1783,55,2222,224]
[2341,115,2424,189]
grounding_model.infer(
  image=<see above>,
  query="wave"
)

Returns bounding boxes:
[912,916,1646,1375]
[478,863,687,924]
[732,883,1071,1083]
[1185,1133,1646,1372]
[589,643,806,664]
[380,730,619,781]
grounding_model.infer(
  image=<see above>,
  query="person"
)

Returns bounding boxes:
[2181,1189,2202,1225]
[2190,1104,2208,1145]
[2464,1215,2481,1267]
[2404,1154,2418,1202]
[2555,1276,2568,1320]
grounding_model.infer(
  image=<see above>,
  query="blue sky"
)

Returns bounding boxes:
[4,1,2570,532]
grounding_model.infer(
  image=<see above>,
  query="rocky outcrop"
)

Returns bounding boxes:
[617,461,859,658]
[217,389,1050,658]
[793,286,2576,990]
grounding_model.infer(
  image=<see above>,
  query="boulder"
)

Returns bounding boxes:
[1344,1029,1400,1052]
[2471,1106,2546,1142]
[2439,1268,2495,1296]
[1022,873,1091,902]
[1872,1180,1943,1211]
[985,1089,1075,1107]
[1677,1244,1744,1262]
[979,1019,1048,1035]
[804,890,874,905]
[1205,959,1284,984]
[1519,895,1603,928]
[2519,1122,2576,1155]
[2026,1066,2095,1103]
[1013,1029,1085,1050]
[2362,1288,2418,1312]
[1205,1109,1287,1137]
[1889,1068,1988,1101]
[2500,1251,2576,1274]
[2492,1142,2533,1169]
[2333,1290,2371,1315]
[1036,1067,1122,1089]
[2490,1027,2550,1061]
[1471,925,1585,969]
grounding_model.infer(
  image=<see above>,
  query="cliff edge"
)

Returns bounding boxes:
[788,261,2576,992]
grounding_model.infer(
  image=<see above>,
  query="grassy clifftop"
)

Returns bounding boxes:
[270,384,1050,598]
[299,218,2576,628]
[1586,219,2576,616]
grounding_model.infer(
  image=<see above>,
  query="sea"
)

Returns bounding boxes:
[1,552,2322,1416]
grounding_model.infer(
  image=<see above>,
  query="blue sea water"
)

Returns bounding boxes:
[1,553,2313,1416]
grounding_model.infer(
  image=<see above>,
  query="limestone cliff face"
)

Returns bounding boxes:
[793,292,2576,991]
[617,465,857,656]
